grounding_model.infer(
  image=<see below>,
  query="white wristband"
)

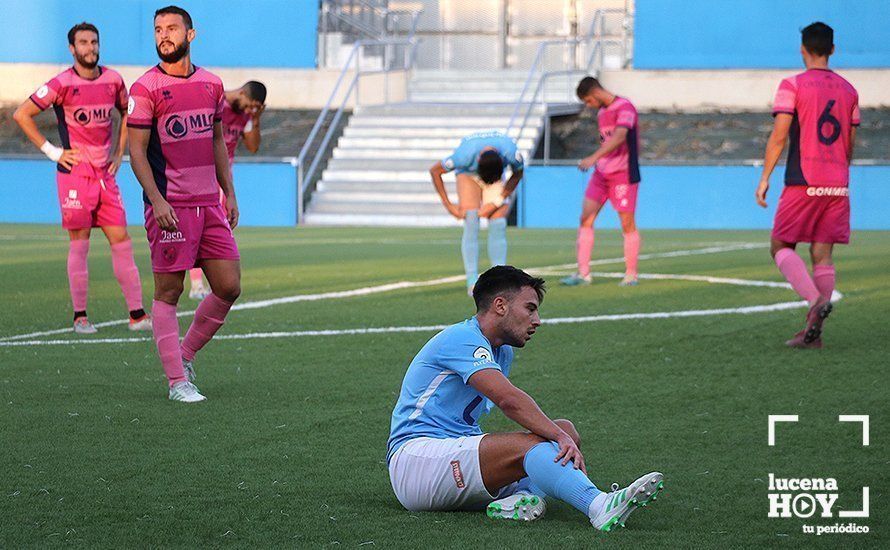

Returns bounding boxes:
[40,141,63,162]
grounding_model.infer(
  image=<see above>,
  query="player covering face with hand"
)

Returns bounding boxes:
[387,265,664,531]
[188,80,266,300]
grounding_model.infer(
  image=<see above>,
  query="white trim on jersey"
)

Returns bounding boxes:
[408,370,455,420]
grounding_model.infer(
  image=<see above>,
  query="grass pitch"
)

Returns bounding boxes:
[0,224,887,548]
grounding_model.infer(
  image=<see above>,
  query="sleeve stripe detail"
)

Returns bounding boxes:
[127,122,152,129]
[29,97,47,110]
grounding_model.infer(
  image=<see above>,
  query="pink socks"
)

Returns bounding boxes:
[576,227,594,278]
[774,248,820,305]
[624,230,641,278]
[152,300,185,386]
[812,264,836,301]
[67,239,90,312]
[110,240,144,312]
[181,293,234,362]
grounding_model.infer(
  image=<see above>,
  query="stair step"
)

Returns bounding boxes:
[348,116,529,127]
[319,180,456,193]
[337,137,536,149]
[307,199,451,216]
[342,126,539,138]
[302,213,461,227]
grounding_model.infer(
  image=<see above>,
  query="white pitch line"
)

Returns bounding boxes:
[0,270,841,348]
[0,242,765,342]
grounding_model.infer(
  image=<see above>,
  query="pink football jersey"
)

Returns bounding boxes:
[772,69,860,187]
[127,65,225,206]
[221,98,252,163]
[595,97,641,182]
[29,66,127,177]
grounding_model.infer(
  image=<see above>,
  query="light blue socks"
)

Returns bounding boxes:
[462,210,480,290]
[523,441,602,515]
[487,217,508,266]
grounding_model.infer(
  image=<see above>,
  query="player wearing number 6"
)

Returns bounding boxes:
[756,22,859,349]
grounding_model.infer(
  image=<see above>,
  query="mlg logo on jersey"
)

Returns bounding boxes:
[767,415,870,536]
[165,113,214,139]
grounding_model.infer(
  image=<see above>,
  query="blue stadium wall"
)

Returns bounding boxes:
[518,165,890,231]
[0,0,317,68]
[0,159,297,226]
[634,0,890,69]
[2,160,888,230]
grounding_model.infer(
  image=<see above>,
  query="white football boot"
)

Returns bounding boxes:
[589,472,664,532]
[486,492,546,522]
[168,381,206,403]
[73,317,98,334]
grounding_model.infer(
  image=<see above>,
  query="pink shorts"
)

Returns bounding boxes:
[56,171,127,230]
[145,203,240,273]
[772,186,850,244]
[585,171,638,212]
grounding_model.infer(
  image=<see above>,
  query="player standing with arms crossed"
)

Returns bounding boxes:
[188,81,266,300]
[13,22,151,334]
[561,77,642,287]
[756,22,859,349]
[128,6,241,402]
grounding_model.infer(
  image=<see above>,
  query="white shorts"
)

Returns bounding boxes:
[388,435,518,512]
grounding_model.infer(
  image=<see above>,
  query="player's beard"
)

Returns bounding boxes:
[156,40,189,63]
[76,51,99,70]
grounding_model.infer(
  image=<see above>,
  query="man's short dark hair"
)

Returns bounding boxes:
[473,265,546,311]
[244,81,267,104]
[155,5,193,30]
[68,22,99,45]
[576,76,602,99]
[801,22,833,57]
[477,150,504,184]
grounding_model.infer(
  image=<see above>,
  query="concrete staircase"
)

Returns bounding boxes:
[302,72,552,226]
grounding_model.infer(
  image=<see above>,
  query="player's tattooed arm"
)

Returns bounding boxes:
[213,122,239,228]
[128,126,179,231]
[469,369,587,473]
[578,126,628,171]
[429,161,462,219]
[12,99,81,169]
[756,113,792,208]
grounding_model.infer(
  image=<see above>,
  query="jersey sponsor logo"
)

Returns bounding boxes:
[127,97,135,115]
[73,107,113,125]
[36,85,49,99]
[806,186,849,197]
[450,460,466,489]
[164,113,214,139]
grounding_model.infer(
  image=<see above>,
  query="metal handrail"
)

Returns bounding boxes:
[506,8,631,166]
[294,37,420,222]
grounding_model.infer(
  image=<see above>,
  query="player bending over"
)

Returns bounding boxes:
[13,22,151,334]
[561,77,642,287]
[756,22,859,349]
[429,131,524,295]
[387,265,663,531]
[128,6,242,402]
[188,80,266,300]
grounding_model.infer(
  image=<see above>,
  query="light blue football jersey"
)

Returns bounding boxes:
[387,317,514,462]
[441,131,525,176]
